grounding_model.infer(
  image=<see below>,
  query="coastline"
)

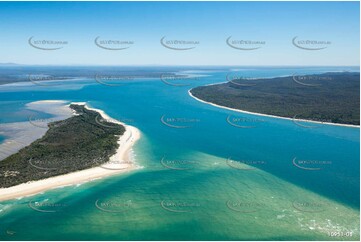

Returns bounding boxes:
[0,100,73,161]
[0,100,141,202]
[188,89,360,128]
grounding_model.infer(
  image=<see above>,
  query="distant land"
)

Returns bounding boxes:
[0,65,358,85]
[190,72,360,125]
[0,63,19,66]
[0,104,125,188]
[0,65,194,85]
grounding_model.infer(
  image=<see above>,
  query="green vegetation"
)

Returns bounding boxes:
[0,104,125,188]
[190,72,360,125]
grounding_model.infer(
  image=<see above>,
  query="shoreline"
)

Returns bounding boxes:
[0,101,141,202]
[0,100,73,161]
[188,90,360,128]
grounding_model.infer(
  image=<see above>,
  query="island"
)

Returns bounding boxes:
[0,102,140,201]
[189,72,360,126]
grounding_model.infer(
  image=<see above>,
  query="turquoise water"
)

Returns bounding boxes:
[0,67,359,240]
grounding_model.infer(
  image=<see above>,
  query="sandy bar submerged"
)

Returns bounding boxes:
[0,100,73,161]
[0,100,141,202]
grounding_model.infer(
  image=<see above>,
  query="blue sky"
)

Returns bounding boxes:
[0,1,359,66]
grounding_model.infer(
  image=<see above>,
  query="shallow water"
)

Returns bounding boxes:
[0,67,359,240]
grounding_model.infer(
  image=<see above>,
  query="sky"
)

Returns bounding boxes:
[0,1,359,66]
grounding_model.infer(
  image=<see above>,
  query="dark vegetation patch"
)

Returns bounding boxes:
[190,72,360,125]
[0,104,125,188]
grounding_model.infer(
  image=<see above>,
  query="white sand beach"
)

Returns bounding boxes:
[0,100,141,202]
[188,90,360,128]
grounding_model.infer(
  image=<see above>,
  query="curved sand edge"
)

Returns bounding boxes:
[188,90,360,128]
[0,101,141,202]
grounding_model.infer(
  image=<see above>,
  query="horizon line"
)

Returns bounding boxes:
[0,63,360,68]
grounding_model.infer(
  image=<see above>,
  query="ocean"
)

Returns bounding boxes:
[0,66,359,240]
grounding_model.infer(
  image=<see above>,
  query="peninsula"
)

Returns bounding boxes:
[189,72,360,126]
[0,102,140,201]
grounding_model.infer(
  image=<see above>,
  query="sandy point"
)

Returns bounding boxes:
[0,101,141,202]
